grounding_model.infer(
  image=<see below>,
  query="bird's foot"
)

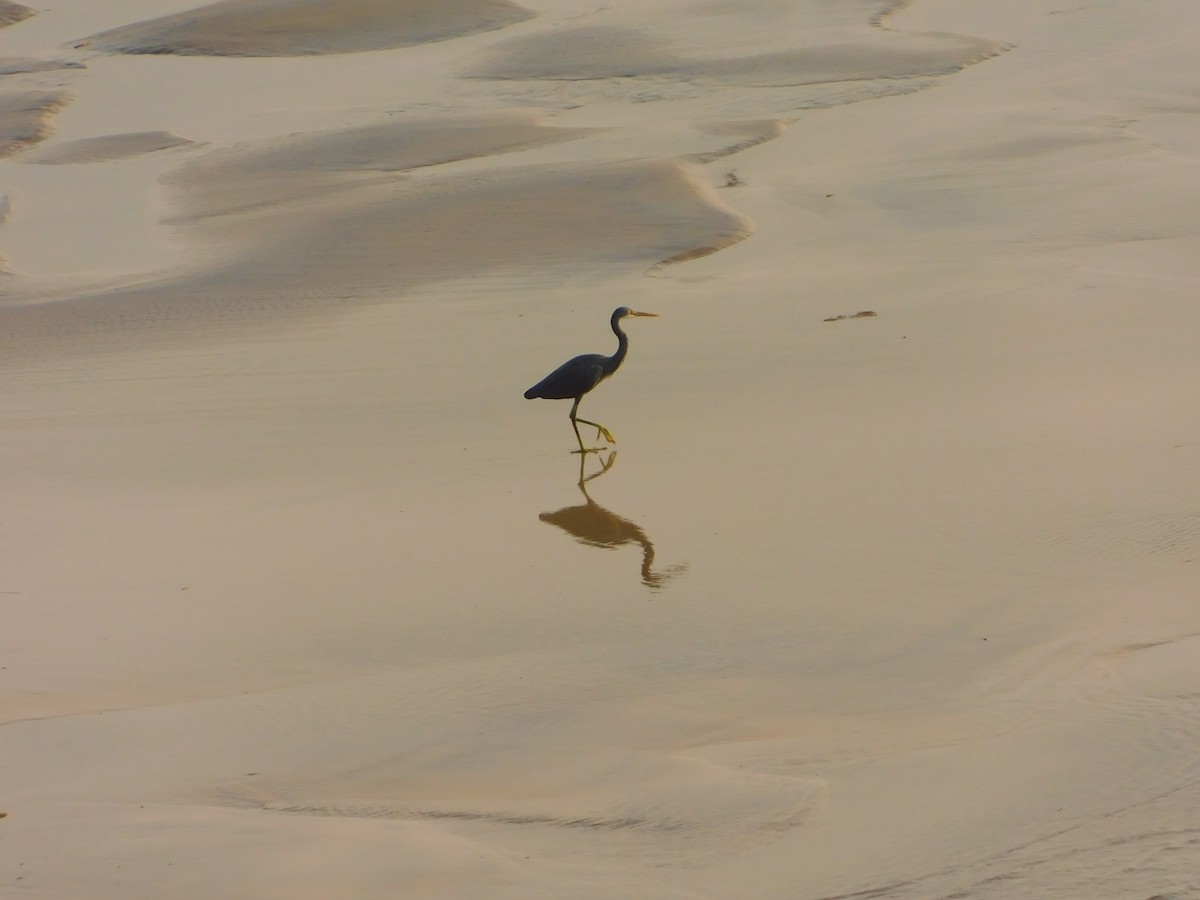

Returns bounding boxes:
[595,426,617,443]
[571,445,608,455]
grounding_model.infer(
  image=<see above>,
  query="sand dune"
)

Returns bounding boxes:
[20,130,196,163]
[470,24,1006,85]
[0,1,32,28]
[79,0,536,57]
[0,90,70,157]
[164,111,592,218]
[0,56,84,76]
[174,156,751,294]
[0,149,748,353]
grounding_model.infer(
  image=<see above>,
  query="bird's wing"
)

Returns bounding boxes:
[524,354,607,400]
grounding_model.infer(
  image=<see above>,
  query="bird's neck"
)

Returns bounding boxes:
[606,321,629,371]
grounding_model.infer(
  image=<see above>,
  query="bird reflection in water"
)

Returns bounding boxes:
[539,451,686,591]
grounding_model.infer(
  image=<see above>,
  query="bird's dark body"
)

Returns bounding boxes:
[524,306,658,453]
[524,354,609,400]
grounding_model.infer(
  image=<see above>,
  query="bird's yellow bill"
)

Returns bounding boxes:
[628,310,659,317]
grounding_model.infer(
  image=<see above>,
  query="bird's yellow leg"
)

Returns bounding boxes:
[570,417,594,454]
[575,417,616,445]
[569,401,606,454]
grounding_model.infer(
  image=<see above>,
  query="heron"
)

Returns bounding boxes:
[524,306,659,454]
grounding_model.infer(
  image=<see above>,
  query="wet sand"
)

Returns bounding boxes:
[3,0,1200,897]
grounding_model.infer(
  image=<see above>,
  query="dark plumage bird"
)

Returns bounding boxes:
[524,306,659,453]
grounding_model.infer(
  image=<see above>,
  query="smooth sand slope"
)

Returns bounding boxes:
[3,0,1200,897]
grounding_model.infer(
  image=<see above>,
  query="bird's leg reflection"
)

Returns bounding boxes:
[578,448,618,485]
[541,453,686,591]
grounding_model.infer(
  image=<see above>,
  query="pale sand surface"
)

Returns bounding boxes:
[3,0,1200,897]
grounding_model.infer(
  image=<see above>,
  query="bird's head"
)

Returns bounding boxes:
[615,306,660,320]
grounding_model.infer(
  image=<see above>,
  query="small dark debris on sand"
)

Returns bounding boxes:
[824,310,877,322]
